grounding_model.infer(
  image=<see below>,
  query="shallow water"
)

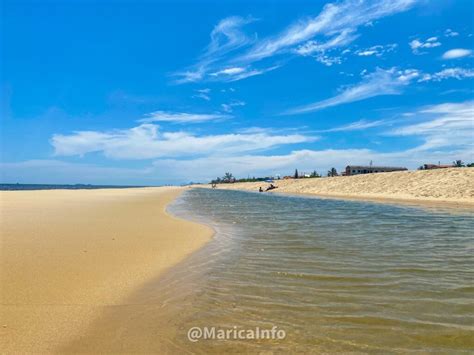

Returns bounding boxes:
[155,189,474,353]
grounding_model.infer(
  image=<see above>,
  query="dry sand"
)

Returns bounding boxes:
[199,168,474,206]
[0,187,213,353]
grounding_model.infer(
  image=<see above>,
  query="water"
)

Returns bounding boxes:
[153,189,473,353]
[0,183,148,190]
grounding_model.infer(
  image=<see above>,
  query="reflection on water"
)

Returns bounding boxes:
[155,189,474,353]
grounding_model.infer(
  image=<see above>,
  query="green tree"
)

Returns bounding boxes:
[223,172,234,182]
[294,169,299,179]
[453,160,465,167]
[327,168,338,177]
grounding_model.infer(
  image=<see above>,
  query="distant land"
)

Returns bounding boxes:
[0,183,151,191]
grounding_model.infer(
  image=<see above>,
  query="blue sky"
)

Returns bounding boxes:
[1,0,473,185]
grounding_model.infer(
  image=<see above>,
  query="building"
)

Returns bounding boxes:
[345,165,407,176]
[422,164,452,170]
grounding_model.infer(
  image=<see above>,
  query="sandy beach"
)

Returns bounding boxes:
[199,168,474,206]
[0,187,213,353]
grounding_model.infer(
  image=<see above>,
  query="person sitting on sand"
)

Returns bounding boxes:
[259,187,263,192]
[265,184,278,191]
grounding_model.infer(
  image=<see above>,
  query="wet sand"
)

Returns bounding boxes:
[0,187,213,353]
[198,168,474,207]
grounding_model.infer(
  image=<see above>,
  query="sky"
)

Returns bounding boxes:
[1,0,473,185]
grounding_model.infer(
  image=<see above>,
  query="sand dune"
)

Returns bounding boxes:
[200,168,474,206]
[0,187,213,353]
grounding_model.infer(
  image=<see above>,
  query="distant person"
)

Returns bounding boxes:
[265,184,277,191]
[259,187,263,192]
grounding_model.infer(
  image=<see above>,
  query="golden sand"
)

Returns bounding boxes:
[0,187,212,353]
[200,168,474,206]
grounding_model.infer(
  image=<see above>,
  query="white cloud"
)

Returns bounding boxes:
[409,36,441,54]
[355,43,397,57]
[192,88,211,101]
[322,119,389,132]
[314,54,342,66]
[419,67,474,82]
[210,65,280,82]
[442,48,472,59]
[357,50,377,56]
[284,68,419,114]
[389,101,474,151]
[444,29,459,37]
[241,0,415,62]
[283,64,474,115]
[151,145,472,182]
[175,16,256,83]
[221,100,246,113]
[207,16,256,54]
[176,0,418,82]
[153,149,377,181]
[6,141,472,185]
[51,124,316,160]
[140,111,230,124]
[294,28,358,58]
[13,101,473,184]
[210,67,246,76]
[152,102,474,180]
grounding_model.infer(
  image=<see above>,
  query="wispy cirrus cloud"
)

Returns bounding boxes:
[239,0,415,62]
[389,101,474,151]
[284,68,420,115]
[209,64,280,81]
[176,0,418,83]
[51,124,316,160]
[192,88,211,101]
[321,119,390,132]
[176,16,257,83]
[140,111,230,123]
[284,65,474,115]
[294,29,358,57]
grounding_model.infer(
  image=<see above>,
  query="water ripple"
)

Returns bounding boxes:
[158,189,474,353]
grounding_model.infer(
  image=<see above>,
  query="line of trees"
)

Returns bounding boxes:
[418,160,474,169]
[211,160,474,184]
[453,160,474,167]
[294,169,321,178]
[211,172,277,184]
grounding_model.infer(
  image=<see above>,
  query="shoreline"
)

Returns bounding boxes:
[0,187,213,353]
[247,189,474,210]
[194,168,474,209]
[65,185,474,353]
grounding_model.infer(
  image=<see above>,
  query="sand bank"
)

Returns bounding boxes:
[0,187,212,353]
[199,168,474,207]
